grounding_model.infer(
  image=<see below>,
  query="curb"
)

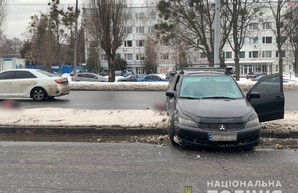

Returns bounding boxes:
[0,126,168,136]
[0,125,298,139]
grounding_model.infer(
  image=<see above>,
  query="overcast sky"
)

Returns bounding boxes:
[5,0,146,41]
[5,0,80,40]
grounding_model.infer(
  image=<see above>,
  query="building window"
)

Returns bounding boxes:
[276,36,286,44]
[136,26,145,34]
[249,37,258,44]
[225,52,232,59]
[249,23,258,30]
[239,51,245,58]
[136,12,145,19]
[101,54,107,60]
[148,12,156,19]
[263,51,272,58]
[124,26,132,33]
[262,37,272,44]
[148,26,155,33]
[124,54,133,60]
[161,53,169,60]
[200,52,206,58]
[276,51,286,57]
[263,22,271,29]
[127,13,133,20]
[249,51,258,58]
[136,53,145,60]
[124,40,132,47]
[136,40,145,47]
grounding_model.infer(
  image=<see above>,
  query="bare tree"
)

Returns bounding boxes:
[156,0,232,65]
[223,0,261,80]
[288,3,298,77]
[87,0,130,82]
[265,0,298,76]
[144,37,158,74]
[0,0,6,38]
[27,14,57,71]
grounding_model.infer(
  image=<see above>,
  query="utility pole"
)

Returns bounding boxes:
[214,0,221,66]
[73,0,79,75]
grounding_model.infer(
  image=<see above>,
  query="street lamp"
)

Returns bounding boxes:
[73,0,79,75]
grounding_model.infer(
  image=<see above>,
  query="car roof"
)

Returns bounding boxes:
[178,67,227,76]
[1,69,41,72]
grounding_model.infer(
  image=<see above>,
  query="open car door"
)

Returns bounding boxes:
[246,73,284,122]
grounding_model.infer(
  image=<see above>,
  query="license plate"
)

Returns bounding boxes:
[208,134,237,142]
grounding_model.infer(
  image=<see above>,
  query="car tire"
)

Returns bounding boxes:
[169,120,180,146]
[31,87,47,102]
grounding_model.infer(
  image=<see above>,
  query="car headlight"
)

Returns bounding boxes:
[245,113,260,128]
[178,116,198,128]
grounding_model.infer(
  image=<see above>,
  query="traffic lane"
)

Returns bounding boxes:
[15,91,166,110]
[7,91,298,111]
[0,142,296,193]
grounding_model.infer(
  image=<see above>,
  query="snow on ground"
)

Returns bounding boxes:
[1,74,298,130]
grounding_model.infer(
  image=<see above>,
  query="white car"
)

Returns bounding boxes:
[0,69,70,101]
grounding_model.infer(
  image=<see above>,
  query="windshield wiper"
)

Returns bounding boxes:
[200,96,236,100]
[180,96,200,99]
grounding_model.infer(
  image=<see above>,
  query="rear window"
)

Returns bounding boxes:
[179,75,243,99]
[37,70,59,77]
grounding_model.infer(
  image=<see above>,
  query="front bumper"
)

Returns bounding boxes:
[174,122,261,148]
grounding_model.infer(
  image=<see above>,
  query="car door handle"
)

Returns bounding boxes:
[275,96,283,100]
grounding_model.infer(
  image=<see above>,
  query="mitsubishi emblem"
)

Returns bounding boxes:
[219,124,226,131]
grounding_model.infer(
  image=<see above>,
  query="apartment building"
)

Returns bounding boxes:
[88,1,296,76]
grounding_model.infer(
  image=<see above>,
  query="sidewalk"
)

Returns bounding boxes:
[0,108,298,139]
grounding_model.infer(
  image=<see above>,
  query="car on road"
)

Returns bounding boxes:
[166,68,284,149]
[71,72,107,82]
[117,74,145,82]
[0,69,70,101]
[137,74,168,82]
[246,71,263,79]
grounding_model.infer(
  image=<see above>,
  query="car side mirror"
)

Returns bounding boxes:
[166,91,176,98]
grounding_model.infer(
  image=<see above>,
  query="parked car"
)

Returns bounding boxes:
[117,74,144,82]
[0,69,70,101]
[71,72,107,82]
[137,74,168,82]
[166,68,284,149]
[246,71,263,79]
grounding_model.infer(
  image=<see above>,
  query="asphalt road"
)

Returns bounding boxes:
[0,142,296,193]
[11,91,298,111]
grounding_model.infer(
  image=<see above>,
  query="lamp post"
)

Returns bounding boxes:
[73,0,79,75]
[214,0,221,66]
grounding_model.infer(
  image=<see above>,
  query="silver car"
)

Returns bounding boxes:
[71,72,107,82]
[0,69,70,101]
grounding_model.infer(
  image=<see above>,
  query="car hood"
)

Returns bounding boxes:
[178,98,254,121]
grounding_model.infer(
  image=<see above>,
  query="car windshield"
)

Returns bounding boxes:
[179,75,243,99]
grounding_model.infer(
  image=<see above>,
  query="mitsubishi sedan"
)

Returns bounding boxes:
[166,68,284,149]
[0,69,70,101]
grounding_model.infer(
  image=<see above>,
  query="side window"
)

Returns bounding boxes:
[0,71,15,80]
[153,76,160,80]
[252,75,281,95]
[14,71,36,79]
[88,74,96,79]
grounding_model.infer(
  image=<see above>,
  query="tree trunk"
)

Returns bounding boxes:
[278,45,283,77]
[295,48,298,77]
[108,56,115,82]
[234,53,240,81]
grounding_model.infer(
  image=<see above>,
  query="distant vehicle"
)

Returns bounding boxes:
[246,71,263,79]
[252,75,297,84]
[115,70,124,76]
[0,69,70,101]
[166,68,284,149]
[137,74,168,82]
[117,74,144,82]
[71,72,107,82]
[69,70,82,76]
[165,71,176,80]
